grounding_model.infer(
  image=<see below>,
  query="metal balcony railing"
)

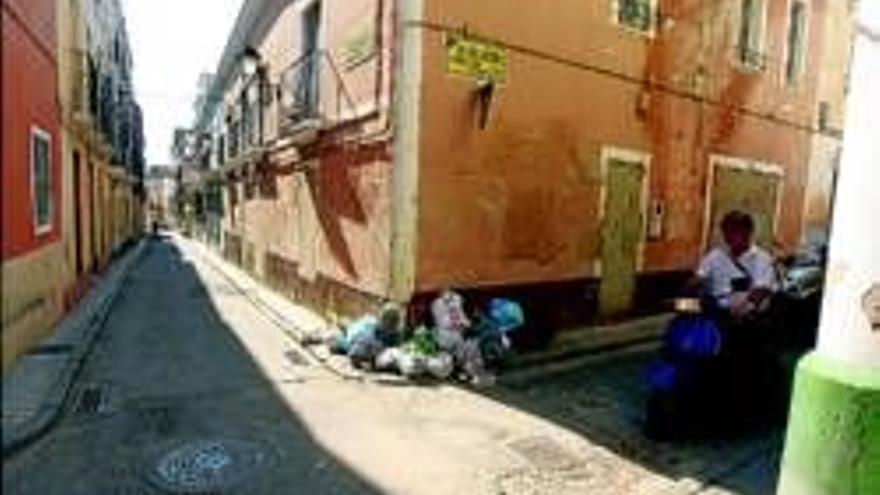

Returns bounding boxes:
[277,50,357,136]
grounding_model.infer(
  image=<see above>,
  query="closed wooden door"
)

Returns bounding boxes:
[599,158,646,317]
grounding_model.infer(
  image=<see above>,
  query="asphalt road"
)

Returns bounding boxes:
[3,238,379,494]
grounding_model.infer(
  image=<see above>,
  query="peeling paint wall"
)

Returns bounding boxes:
[415,0,834,295]
[803,0,853,244]
[219,0,396,316]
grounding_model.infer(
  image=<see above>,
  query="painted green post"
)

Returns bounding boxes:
[777,4,880,494]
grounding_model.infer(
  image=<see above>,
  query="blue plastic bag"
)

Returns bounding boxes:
[488,299,525,334]
[664,315,722,358]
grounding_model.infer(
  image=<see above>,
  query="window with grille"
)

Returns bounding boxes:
[737,0,766,70]
[31,127,52,233]
[617,0,654,33]
[785,0,808,85]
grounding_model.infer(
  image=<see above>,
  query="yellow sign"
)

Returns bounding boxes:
[446,34,507,83]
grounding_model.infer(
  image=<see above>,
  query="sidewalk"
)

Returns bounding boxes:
[183,233,670,385]
[2,239,147,455]
[180,234,411,384]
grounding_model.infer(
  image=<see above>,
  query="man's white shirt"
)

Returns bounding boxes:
[697,244,778,309]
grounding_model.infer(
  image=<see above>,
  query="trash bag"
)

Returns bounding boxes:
[469,299,524,367]
[348,335,385,367]
[431,290,471,332]
[488,298,525,334]
[435,327,465,353]
[398,350,427,378]
[409,326,440,356]
[375,347,402,372]
[459,339,486,377]
[425,353,454,379]
[336,316,379,354]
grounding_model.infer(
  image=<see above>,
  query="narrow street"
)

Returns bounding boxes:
[3,1,877,493]
[3,236,780,494]
[2,238,376,493]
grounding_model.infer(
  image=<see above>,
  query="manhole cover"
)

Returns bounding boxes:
[147,438,276,493]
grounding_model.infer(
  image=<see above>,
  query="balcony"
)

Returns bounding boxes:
[277,50,356,142]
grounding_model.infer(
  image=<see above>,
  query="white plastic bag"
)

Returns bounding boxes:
[375,347,401,372]
[431,290,471,332]
[398,351,427,378]
[425,353,454,379]
[434,327,465,352]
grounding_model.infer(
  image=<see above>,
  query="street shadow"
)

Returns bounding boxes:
[2,237,383,494]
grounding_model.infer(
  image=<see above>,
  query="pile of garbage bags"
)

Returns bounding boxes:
[323,291,525,385]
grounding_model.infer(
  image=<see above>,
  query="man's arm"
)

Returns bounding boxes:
[748,251,779,305]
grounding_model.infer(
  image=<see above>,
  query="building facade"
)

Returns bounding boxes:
[58,0,146,281]
[1,0,145,372]
[182,0,852,339]
[145,166,179,229]
[2,0,65,369]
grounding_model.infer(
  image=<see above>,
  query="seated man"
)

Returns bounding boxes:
[695,211,780,354]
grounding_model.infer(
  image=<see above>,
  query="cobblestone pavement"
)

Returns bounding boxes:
[2,236,781,494]
[487,350,784,495]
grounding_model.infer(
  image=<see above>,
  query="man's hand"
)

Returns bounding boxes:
[748,287,773,306]
[730,292,756,319]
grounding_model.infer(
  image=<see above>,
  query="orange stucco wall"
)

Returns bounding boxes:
[2,0,62,260]
[414,0,830,292]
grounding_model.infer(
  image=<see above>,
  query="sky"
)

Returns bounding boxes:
[121,0,243,168]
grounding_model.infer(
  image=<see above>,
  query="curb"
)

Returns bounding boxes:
[2,238,148,457]
[185,237,412,385]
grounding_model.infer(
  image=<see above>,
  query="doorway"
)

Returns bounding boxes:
[705,156,783,250]
[73,151,84,275]
[598,148,649,317]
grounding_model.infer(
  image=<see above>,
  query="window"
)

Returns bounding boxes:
[227,120,240,159]
[616,0,654,34]
[785,0,808,85]
[242,79,262,148]
[301,1,322,111]
[217,134,226,166]
[737,0,766,70]
[30,127,53,233]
